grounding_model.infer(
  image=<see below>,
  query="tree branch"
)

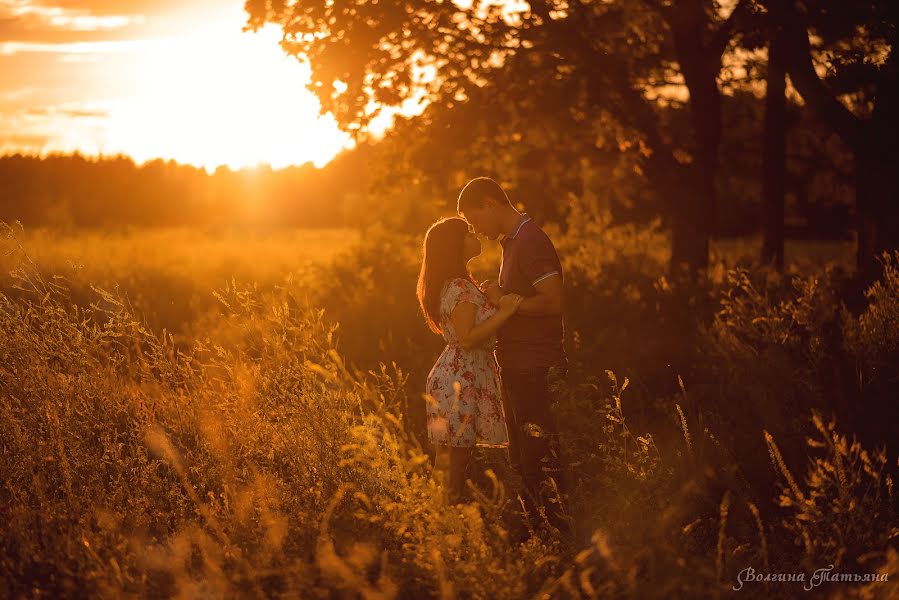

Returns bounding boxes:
[775,3,863,150]
[708,0,751,59]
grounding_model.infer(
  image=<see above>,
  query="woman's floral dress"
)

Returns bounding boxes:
[425,277,509,448]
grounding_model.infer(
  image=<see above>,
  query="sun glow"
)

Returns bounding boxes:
[1,2,433,170]
[101,13,351,170]
[0,4,355,170]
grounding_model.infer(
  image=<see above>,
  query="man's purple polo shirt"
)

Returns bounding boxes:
[496,214,566,369]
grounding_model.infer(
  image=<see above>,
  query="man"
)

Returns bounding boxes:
[457,176,567,530]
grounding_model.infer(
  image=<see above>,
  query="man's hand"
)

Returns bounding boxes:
[497,293,524,316]
[479,280,504,305]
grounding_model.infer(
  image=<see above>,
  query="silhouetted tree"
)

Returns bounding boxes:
[765,0,898,284]
[762,26,787,269]
[245,0,754,278]
[0,152,376,229]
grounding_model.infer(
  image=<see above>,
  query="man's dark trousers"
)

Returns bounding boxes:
[500,366,567,531]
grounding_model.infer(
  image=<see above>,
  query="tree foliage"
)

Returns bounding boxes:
[245,0,757,275]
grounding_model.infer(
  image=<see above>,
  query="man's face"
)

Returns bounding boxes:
[462,205,501,240]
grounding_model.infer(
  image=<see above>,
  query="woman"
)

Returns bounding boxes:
[416,217,523,503]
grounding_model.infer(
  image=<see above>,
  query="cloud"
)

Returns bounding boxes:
[33,0,202,16]
[61,107,105,118]
[46,14,143,31]
[0,2,149,44]
[15,0,223,21]
[0,132,51,148]
[0,0,231,44]
[0,38,158,55]
[0,100,115,155]
[25,104,108,118]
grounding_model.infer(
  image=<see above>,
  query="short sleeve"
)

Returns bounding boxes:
[520,231,562,286]
[441,278,481,317]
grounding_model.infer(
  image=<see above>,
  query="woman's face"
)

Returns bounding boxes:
[462,231,482,261]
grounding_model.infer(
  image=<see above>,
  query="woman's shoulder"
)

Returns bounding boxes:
[449,276,476,288]
[442,277,481,305]
[448,277,481,295]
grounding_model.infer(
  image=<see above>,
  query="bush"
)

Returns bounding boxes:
[765,413,896,573]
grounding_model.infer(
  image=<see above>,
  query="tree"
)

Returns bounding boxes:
[244,0,752,278]
[762,24,787,269]
[766,0,898,284]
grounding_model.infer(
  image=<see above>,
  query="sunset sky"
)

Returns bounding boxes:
[0,0,368,170]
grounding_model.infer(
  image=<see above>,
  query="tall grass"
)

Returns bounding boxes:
[1,219,896,598]
[0,225,357,340]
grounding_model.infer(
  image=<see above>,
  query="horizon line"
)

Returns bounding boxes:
[0,148,357,173]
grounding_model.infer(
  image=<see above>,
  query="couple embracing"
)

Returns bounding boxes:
[416,177,567,529]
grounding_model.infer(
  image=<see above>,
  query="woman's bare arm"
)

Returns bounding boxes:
[450,294,522,350]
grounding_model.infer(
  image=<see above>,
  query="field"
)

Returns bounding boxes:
[1,221,896,598]
[0,224,855,335]
[0,227,358,338]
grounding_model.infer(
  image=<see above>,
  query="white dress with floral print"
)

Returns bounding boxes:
[425,278,509,448]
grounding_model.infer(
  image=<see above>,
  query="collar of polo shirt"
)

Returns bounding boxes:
[505,213,530,241]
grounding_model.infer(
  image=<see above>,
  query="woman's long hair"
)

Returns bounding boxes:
[417,217,475,334]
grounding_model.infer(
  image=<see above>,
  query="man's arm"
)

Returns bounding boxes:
[517,272,563,315]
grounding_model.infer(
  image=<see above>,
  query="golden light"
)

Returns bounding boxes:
[103,8,351,170]
[1,2,430,170]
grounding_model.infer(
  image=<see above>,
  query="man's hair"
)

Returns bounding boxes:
[457,177,511,214]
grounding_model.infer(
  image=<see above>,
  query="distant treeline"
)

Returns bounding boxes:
[0,122,856,238]
[0,150,376,229]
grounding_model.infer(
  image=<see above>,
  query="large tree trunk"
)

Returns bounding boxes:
[857,49,899,286]
[583,57,708,278]
[761,33,787,270]
[856,143,899,286]
[668,0,722,278]
[576,0,740,279]
[774,3,898,287]
[668,167,712,278]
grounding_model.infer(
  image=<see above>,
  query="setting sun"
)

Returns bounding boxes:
[0,2,353,169]
[104,11,351,170]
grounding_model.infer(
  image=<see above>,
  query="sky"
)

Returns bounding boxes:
[0,0,357,169]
